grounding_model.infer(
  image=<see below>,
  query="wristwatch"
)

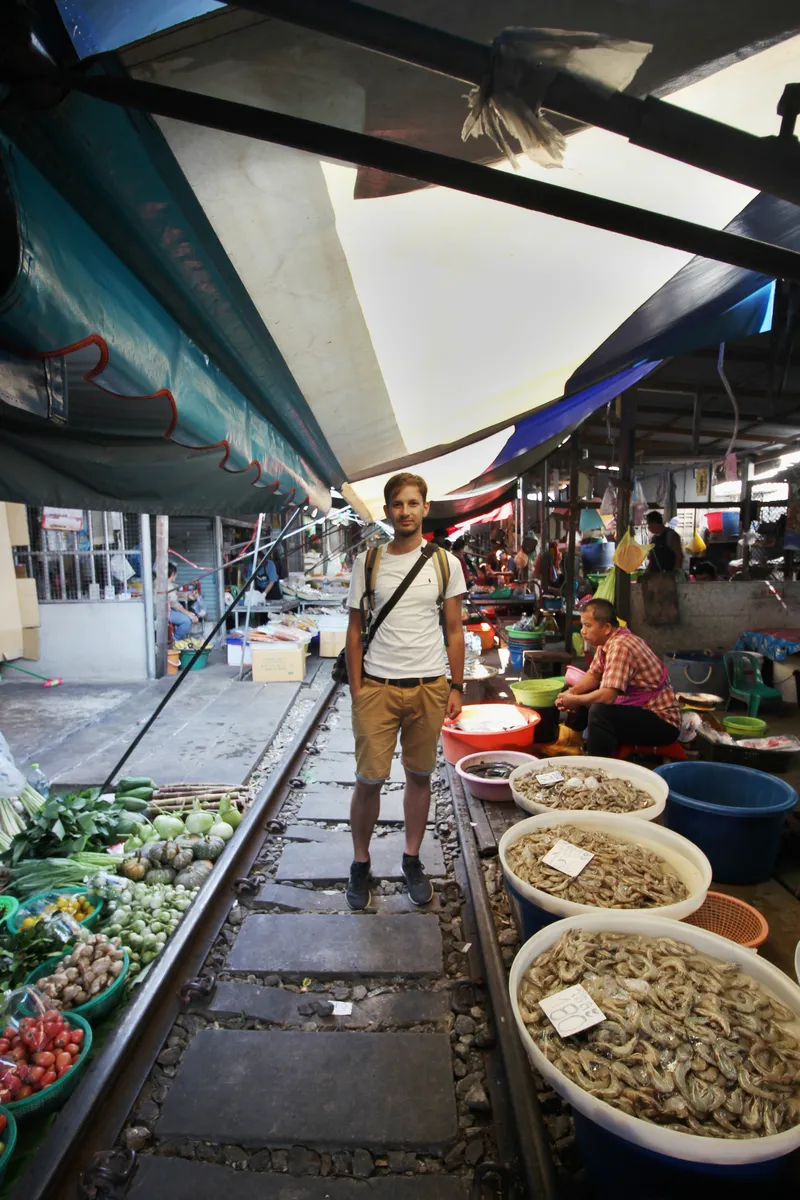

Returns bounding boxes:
[450,682,464,693]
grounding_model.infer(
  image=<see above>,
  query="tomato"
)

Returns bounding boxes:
[64,1044,80,1059]
[18,1085,33,1100]
[40,1071,57,1088]
[0,1090,10,1105]
[57,1064,72,1079]
[55,1052,72,1071]
[9,1036,19,1049]
[0,1040,10,1055]
[33,1051,55,1068]
[53,1034,70,1050]
[28,1065,45,1083]
[44,1010,62,1023]
[0,1113,6,1133]
[1,1027,15,1041]
[5,1075,21,1095]
[69,1028,84,1045]
[10,1046,27,1062]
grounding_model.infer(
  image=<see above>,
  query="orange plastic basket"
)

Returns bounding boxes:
[682,891,768,949]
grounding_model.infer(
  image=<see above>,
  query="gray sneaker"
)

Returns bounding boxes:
[401,853,433,906]
[346,860,372,910]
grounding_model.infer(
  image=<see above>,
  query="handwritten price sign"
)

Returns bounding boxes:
[536,771,564,786]
[539,984,606,1038]
[541,839,594,877]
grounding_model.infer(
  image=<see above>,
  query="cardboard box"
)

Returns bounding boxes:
[3,504,29,547]
[16,578,40,629]
[0,507,23,661]
[22,628,40,660]
[319,628,347,658]
[251,643,307,683]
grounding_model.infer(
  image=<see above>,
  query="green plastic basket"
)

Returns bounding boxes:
[510,677,566,708]
[0,1107,17,1183]
[0,897,19,931]
[8,888,102,935]
[5,1012,92,1120]
[723,715,768,738]
[179,648,210,671]
[24,948,130,1024]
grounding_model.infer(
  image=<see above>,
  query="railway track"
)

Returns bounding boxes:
[13,677,557,1200]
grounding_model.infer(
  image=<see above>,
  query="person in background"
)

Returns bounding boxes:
[692,560,718,582]
[430,528,449,549]
[487,535,507,572]
[451,536,475,586]
[167,563,198,640]
[514,536,538,584]
[555,598,680,757]
[253,552,283,600]
[646,511,682,573]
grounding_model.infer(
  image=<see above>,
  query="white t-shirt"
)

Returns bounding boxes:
[347,544,466,678]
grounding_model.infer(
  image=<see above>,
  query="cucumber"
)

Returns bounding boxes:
[118,776,156,791]
[119,787,155,801]
[118,797,150,812]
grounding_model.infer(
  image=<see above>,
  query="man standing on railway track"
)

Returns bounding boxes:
[345,472,466,910]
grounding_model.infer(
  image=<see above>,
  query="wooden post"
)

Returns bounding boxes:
[615,394,637,622]
[564,432,580,654]
[154,515,169,678]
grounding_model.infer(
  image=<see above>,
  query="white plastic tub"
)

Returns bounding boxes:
[510,912,800,1167]
[455,751,538,803]
[499,811,711,923]
[509,756,667,821]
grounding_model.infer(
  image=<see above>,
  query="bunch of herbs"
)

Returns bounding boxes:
[8,790,124,863]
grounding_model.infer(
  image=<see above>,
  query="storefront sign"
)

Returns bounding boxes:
[41,507,83,532]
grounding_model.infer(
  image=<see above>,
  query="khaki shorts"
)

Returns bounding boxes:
[352,676,450,784]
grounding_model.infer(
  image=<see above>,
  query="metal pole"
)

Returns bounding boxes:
[228,0,800,207]
[154,515,169,678]
[564,432,580,654]
[615,395,637,622]
[140,514,156,680]
[33,70,800,283]
[238,512,264,682]
[539,458,549,588]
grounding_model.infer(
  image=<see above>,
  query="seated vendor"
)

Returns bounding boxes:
[555,598,681,757]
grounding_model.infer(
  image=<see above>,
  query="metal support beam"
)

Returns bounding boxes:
[539,458,549,587]
[615,395,637,622]
[11,69,800,282]
[230,0,800,206]
[563,432,580,654]
[154,515,169,679]
[140,514,156,680]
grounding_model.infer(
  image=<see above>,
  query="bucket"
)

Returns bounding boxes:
[565,664,586,688]
[510,912,800,1179]
[499,811,711,939]
[509,645,524,671]
[441,705,539,765]
[510,756,667,821]
[167,651,180,676]
[179,648,210,671]
[455,751,538,803]
[666,651,727,701]
[466,623,495,652]
[656,761,797,884]
[580,540,614,571]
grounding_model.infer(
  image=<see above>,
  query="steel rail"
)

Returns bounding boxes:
[13,675,337,1200]
[230,0,800,207]
[9,69,800,281]
[446,762,560,1200]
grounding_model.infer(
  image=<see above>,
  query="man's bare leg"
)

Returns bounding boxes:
[403,769,432,857]
[350,779,382,862]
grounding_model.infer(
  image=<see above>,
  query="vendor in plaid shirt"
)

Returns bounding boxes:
[556,598,680,757]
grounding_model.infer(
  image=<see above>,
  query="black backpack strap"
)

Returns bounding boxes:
[364,543,437,651]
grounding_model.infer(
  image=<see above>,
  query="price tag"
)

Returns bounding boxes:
[539,984,606,1038]
[536,770,564,786]
[541,839,594,877]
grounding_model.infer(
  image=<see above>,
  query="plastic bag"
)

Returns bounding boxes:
[613,529,651,574]
[0,733,25,801]
[593,566,617,603]
[462,28,652,168]
[687,531,706,554]
[599,484,617,516]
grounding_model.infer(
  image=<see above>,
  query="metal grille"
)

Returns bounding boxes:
[14,509,144,602]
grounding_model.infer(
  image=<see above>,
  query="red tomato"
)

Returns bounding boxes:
[9,1036,19,1049]
[55,1052,71,1070]
[0,1090,9,1105]
[69,1028,84,1045]
[0,1040,10,1055]
[1,1027,15,1041]
[10,1046,27,1062]
[33,1051,55,1068]
[28,1065,45,1084]
[40,1070,57,1088]
[57,1064,72,1079]
[64,1044,80,1059]
[5,1075,21,1095]
[18,1085,33,1100]
[0,1113,6,1133]
[53,1034,70,1050]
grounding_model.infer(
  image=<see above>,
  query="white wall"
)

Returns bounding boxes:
[630,580,800,656]
[36,603,149,683]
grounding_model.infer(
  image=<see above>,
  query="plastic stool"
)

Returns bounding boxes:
[615,741,687,762]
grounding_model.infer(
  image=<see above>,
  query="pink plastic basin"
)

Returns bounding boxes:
[455,751,539,801]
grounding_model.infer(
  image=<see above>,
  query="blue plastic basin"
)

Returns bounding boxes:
[655,761,797,884]
[504,876,556,940]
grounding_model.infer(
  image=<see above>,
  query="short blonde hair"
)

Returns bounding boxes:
[384,472,428,506]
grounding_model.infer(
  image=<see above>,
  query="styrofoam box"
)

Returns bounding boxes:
[226,639,253,667]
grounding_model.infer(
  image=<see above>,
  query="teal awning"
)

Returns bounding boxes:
[0,136,330,516]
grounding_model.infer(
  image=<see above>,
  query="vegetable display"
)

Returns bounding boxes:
[18,891,94,931]
[0,1009,85,1103]
[94,878,199,975]
[7,790,144,863]
[33,935,125,1009]
[7,855,123,899]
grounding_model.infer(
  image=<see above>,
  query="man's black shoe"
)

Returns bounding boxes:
[402,853,433,906]
[346,859,372,910]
